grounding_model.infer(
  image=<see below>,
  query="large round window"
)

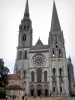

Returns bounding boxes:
[32,53,45,66]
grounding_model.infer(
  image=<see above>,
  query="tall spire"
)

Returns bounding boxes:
[24,0,30,17]
[50,1,61,32]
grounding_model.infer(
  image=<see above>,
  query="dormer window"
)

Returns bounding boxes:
[22,34,26,42]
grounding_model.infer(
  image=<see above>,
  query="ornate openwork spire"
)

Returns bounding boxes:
[24,0,30,17]
[50,1,61,32]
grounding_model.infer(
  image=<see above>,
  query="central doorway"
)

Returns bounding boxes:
[36,84,42,96]
[37,89,41,96]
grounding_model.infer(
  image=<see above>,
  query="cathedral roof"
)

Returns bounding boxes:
[50,1,61,32]
[35,38,44,46]
[30,38,49,50]
[30,45,49,50]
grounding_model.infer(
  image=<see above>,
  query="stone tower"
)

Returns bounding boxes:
[14,0,32,95]
[67,56,75,96]
[48,1,69,95]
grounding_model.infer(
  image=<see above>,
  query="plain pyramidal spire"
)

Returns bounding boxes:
[24,0,30,17]
[50,1,61,32]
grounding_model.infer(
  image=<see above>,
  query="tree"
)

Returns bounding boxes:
[0,58,10,88]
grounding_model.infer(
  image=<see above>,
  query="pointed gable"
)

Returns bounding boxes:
[30,38,49,50]
[50,1,61,32]
[35,38,44,47]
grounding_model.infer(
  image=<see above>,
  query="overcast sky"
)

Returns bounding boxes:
[0,0,75,74]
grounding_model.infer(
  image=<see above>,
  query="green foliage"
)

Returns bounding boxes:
[0,89,7,98]
[0,58,10,88]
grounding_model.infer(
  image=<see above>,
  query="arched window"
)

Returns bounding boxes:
[24,71,26,78]
[25,51,27,59]
[59,49,61,57]
[22,34,26,42]
[23,51,27,59]
[44,71,47,81]
[60,87,62,93]
[52,49,55,56]
[37,68,42,82]
[31,71,35,82]
[27,25,29,30]
[53,68,56,76]
[19,51,22,59]
[59,68,62,76]
[55,41,58,48]
[24,25,26,30]
[53,87,55,92]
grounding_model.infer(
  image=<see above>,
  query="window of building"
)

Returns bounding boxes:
[22,34,26,42]
[59,49,62,57]
[52,49,55,56]
[37,68,42,82]
[19,51,22,59]
[55,41,58,48]
[44,71,47,82]
[24,25,26,30]
[53,68,56,76]
[59,68,62,76]
[25,51,27,59]
[27,25,29,30]
[31,71,35,82]
[60,87,62,93]
[53,87,55,92]
[24,71,26,78]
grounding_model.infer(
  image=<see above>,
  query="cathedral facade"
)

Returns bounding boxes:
[14,0,75,97]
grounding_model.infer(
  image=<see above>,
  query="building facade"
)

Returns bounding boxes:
[7,73,23,97]
[14,0,75,97]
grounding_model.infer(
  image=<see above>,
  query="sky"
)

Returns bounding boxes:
[0,0,75,74]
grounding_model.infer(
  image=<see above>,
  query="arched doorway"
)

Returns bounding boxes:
[36,84,42,96]
[30,85,35,96]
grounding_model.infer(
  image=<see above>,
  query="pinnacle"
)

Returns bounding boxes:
[50,1,61,32]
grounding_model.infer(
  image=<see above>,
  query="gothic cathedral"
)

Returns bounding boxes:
[14,0,75,97]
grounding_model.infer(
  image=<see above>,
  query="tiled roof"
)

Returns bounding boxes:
[8,73,20,80]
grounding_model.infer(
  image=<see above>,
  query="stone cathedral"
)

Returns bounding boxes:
[14,0,75,97]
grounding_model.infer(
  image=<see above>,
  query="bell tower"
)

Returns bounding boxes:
[18,0,32,48]
[48,1,69,96]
